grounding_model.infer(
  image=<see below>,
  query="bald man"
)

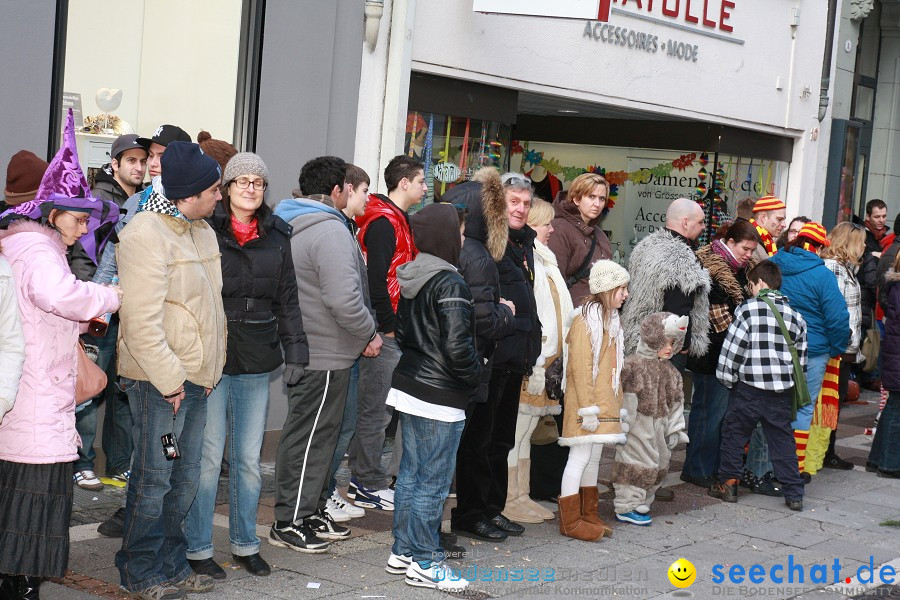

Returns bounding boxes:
[622,198,711,359]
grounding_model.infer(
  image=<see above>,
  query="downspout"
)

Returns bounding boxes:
[818,0,839,121]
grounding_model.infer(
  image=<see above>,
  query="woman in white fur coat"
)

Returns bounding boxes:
[504,199,574,524]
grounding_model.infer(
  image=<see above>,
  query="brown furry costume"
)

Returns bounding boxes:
[612,312,689,515]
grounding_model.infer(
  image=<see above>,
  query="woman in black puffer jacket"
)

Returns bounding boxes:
[184,153,307,578]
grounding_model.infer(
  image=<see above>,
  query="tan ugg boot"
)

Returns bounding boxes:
[503,467,543,524]
[517,458,555,520]
[557,494,603,541]
[579,486,613,537]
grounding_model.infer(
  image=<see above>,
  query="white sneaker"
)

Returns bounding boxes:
[74,470,104,491]
[385,553,412,575]
[331,490,365,518]
[325,496,351,523]
[405,560,469,592]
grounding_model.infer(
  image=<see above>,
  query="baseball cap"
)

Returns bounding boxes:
[136,124,192,150]
[110,134,148,162]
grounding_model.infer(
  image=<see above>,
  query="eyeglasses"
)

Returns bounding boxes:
[231,177,267,190]
[65,212,90,226]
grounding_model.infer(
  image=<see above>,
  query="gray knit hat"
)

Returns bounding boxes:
[222,152,269,187]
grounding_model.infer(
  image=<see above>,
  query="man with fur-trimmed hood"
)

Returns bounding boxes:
[612,312,689,526]
[443,167,517,543]
[622,198,711,359]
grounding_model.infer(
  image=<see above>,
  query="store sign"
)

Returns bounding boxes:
[434,162,462,183]
[475,0,738,32]
[474,0,612,21]
[583,21,699,61]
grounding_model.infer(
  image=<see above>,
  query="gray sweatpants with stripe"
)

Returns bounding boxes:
[274,368,351,524]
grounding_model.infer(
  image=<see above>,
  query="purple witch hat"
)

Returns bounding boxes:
[1,109,119,263]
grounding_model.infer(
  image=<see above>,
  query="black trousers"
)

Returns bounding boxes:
[274,368,350,524]
[718,382,804,501]
[452,369,522,527]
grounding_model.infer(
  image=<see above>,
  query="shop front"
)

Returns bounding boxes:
[373,0,832,234]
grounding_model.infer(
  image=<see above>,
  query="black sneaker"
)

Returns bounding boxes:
[823,454,854,470]
[268,523,329,553]
[304,509,351,541]
[739,469,756,490]
[97,507,126,538]
[785,498,803,511]
[866,461,879,473]
[750,472,783,497]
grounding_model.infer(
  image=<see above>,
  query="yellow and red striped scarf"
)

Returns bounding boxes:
[750,219,777,256]
[811,357,841,430]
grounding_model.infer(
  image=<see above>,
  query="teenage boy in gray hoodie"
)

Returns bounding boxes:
[384,203,481,592]
[269,156,379,553]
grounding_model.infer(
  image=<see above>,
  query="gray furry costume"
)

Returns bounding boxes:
[621,229,711,357]
[612,312,689,515]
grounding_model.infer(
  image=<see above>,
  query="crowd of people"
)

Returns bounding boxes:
[0,111,898,598]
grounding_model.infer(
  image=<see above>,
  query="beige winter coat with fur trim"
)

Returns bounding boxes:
[558,314,626,445]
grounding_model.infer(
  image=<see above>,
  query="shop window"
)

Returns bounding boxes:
[61,0,245,177]
[404,111,511,209]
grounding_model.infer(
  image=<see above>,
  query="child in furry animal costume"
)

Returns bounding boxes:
[612,312,689,526]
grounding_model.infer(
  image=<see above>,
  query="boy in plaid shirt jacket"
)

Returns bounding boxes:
[711,261,808,510]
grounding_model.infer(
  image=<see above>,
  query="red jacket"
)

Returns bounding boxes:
[357,195,417,320]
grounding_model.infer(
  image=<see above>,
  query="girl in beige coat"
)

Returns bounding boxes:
[557,261,629,541]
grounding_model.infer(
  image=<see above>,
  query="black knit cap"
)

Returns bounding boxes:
[161,142,221,200]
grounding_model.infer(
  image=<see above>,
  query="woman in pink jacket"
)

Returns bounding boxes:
[0,193,121,600]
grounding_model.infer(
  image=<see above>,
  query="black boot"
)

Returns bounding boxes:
[823,430,853,470]
[0,574,18,599]
[17,576,41,600]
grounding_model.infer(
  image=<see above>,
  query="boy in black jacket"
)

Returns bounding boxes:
[385,203,480,592]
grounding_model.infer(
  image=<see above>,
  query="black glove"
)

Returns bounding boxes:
[283,363,306,385]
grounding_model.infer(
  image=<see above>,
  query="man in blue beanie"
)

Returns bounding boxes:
[115,141,227,600]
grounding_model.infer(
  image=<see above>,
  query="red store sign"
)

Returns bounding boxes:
[474,0,737,33]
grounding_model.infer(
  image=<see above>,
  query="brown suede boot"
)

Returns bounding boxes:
[503,466,543,524]
[518,458,555,520]
[557,494,604,541]
[579,486,613,537]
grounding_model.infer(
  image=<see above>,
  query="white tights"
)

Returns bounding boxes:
[507,412,540,468]
[560,443,604,497]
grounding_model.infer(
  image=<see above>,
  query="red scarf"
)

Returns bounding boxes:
[231,214,259,246]
[750,218,777,256]
[866,221,887,242]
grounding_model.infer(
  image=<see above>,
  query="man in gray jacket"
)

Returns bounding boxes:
[270,156,380,553]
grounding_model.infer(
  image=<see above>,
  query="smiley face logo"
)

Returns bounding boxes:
[668,558,696,588]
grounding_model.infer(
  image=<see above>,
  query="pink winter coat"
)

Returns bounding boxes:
[0,220,120,464]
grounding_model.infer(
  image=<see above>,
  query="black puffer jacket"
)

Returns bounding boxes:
[442,168,515,401]
[393,261,481,410]
[492,225,541,374]
[209,203,308,374]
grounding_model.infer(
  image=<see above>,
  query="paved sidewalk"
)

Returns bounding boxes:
[47,391,900,599]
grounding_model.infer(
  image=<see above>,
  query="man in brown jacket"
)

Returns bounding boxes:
[115,141,226,600]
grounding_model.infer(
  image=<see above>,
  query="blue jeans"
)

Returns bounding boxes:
[185,373,269,559]
[392,412,464,564]
[115,379,208,592]
[793,353,830,431]
[74,320,121,471]
[683,373,730,478]
[329,359,359,494]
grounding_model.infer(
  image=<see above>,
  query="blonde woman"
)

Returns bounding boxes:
[504,199,574,524]
[806,222,865,472]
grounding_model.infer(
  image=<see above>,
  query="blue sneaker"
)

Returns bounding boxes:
[616,511,652,526]
[349,477,395,511]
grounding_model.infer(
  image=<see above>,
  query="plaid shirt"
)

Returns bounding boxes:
[824,258,862,353]
[717,291,808,391]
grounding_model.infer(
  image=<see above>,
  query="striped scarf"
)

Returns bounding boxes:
[750,219,777,256]
[812,357,841,430]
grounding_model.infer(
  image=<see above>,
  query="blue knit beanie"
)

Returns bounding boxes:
[161,141,221,200]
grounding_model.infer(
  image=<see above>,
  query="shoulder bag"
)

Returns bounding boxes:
[759,296,810,419]
[565,235,597,289]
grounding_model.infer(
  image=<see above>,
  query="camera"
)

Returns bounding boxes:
[161,433,180,460]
